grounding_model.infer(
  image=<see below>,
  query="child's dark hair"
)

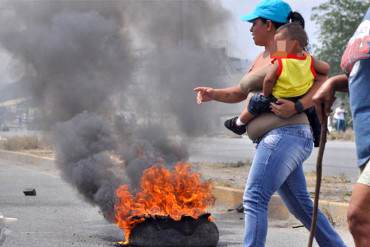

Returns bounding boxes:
[276,22,308,49]
[260,11,305,30]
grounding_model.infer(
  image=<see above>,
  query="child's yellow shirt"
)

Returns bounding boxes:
[272,54,316,99]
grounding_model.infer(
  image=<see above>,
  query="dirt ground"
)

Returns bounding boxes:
[192,161,353,203]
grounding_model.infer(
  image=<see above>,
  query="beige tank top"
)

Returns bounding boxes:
[239,67,309,141]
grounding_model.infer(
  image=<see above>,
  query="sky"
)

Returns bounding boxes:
[220,0,327,59]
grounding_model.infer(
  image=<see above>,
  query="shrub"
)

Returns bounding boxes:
[328,129,355,141]
[1,136,43,151]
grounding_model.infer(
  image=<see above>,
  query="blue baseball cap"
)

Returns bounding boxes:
[241,0,292,24]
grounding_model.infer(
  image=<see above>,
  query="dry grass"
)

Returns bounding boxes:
[304,171,351,185]
[305,171,352,202]
[193,162,353,203]
[196,160,251,169]
[322,207,336,226]
[328,129,355,141]
[0,135,50,151]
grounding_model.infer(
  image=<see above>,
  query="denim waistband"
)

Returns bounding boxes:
[266,124,312,139]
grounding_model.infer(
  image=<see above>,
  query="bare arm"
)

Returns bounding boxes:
[314,58,330,76]
[212,86,247,103]
[313,74,349,122]
[330,74,349,92]
[262,62,278,96]
[194,52,266,104]
[194,85,247,104]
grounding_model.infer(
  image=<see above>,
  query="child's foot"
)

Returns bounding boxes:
[224,117,246,135]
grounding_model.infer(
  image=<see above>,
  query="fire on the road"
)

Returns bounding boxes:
[114,163,215,244]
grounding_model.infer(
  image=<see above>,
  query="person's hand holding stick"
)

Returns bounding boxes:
[309,74,349,247]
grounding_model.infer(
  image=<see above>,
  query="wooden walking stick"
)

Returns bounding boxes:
[308,112,328,247]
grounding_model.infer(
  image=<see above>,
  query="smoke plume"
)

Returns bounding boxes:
[0,0,231,221]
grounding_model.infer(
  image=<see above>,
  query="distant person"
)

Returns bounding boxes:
[333,103,346,132]
[194,0,346,246]
[313,6,370,247]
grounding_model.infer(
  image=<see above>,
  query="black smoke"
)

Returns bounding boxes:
[0,0,230,222]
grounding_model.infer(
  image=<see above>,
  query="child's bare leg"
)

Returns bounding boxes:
[238,106,255,125]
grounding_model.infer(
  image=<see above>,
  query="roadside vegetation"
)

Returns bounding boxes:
[0,135,54,158]
[194,161,353,204]
[327,129,355,141]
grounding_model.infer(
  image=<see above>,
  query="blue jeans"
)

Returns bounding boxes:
[336,119,346,132]
[243,125,346,247]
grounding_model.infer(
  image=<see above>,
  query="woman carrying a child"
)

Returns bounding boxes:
[194,0,346,246]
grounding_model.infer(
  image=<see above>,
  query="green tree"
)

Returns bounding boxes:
[311,0,370,75]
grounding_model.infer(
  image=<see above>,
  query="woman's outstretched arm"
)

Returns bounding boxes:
[194,85,247,104]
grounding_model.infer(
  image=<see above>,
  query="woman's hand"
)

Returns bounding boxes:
[270,99,296,118]
[193,87,215,104]
[312,74,348,123]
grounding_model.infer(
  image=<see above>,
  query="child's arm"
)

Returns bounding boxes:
[262,61,279,96]
[313,58,330,76]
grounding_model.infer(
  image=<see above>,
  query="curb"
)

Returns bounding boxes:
[213,186,349,225]
[0,149,54,167]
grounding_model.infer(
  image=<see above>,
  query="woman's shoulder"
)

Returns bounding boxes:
[248,51,271,72]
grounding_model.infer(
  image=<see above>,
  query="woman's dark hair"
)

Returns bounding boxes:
[260,11,305,30]
[288,11,305,29]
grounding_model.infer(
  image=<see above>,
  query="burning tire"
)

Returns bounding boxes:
[115,163,218,246]
[127,214,219,247]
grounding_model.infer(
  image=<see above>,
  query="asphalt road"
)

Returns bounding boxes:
[0,159,354,247]
[189,137,359,181]
[0,130,359,181]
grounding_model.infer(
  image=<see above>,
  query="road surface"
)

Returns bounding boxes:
[189,137,358,181]
[0,159,354,246]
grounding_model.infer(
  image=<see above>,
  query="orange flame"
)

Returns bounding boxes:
[114,162,215,242]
